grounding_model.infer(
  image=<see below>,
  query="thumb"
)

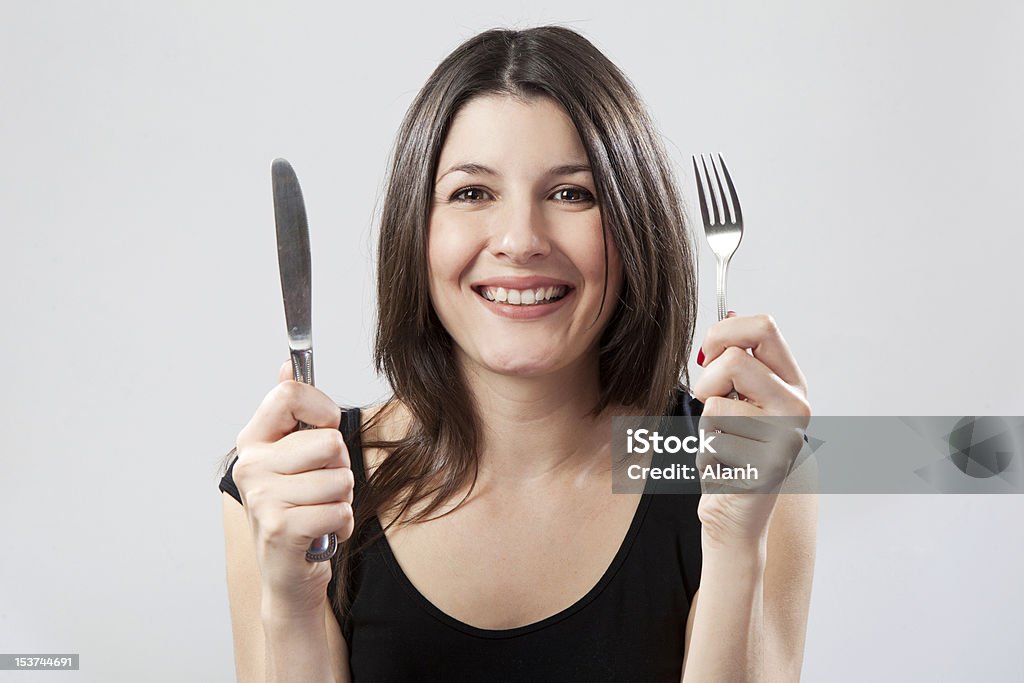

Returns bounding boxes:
[277,359,293,384]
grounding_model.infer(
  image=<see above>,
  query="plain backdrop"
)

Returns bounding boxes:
[1,1,1022,680]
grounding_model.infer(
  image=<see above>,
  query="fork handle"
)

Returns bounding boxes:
[714,258,742,401]
[715,257,732,323]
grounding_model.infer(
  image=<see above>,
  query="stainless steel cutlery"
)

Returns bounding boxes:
[272,158,337,563]
[693,153,745,400]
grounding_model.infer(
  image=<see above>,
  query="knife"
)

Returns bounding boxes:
[272,158,338,563]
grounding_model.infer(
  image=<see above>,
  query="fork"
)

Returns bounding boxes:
[693,153,744,400]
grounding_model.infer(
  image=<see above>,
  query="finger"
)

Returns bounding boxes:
[692,434,765,494]
[275,467,355,507]
[694,431,796,493]
[692,346,809,416]
[700,396,808,438]
[700,395,770,438]
[278,359,293,383]
[269,428,351,473]
[694,432,761,469]
[699,313,806,390]
[237,380,344,448]
[279,501,354,547]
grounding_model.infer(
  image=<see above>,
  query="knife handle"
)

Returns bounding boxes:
[289,348,338,563]
[290,348,315,428]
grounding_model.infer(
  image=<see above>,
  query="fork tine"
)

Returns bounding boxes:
[691,155,711,226]
[700,154,722,226]
[717,154,743,225]
[709,154,732,225]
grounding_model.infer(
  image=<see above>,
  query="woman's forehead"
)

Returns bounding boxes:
[437,95,589,178]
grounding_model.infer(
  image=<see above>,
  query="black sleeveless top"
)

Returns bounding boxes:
[220,389,705,682]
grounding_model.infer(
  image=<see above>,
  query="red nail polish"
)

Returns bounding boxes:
[697,347,705,366]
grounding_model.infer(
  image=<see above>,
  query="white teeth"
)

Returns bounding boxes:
[478,285,569,306]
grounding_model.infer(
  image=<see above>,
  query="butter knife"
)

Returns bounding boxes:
[272,158,337,563]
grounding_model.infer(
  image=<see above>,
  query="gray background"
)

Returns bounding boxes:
[1,1,1021,680]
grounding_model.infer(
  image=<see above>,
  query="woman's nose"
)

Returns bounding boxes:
[489,198,551,264]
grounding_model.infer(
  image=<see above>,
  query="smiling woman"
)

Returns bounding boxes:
[428,95,622,369]
[219,24,814,683]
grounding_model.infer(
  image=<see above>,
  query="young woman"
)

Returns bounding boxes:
[219,26,815,682]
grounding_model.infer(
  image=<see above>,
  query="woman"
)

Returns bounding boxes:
[219,25,816,682]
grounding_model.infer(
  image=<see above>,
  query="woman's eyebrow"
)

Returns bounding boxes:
[545,163,592,177]
[435,162,592,182]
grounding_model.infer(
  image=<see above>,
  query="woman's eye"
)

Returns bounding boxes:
[451,187,490,203]
[448,186,595,204]
[553,187,596,203]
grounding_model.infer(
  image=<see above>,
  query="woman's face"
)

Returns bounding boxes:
[427,94,623,379]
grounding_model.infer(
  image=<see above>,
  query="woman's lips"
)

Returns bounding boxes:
[473,286,575,320]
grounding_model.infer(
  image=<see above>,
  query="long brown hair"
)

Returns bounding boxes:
[219,24,699,621]
[332,25,699,617]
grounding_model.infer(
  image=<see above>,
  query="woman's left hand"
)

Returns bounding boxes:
[690,311,811,550]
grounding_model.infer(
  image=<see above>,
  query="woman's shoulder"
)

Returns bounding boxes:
[350,397,414,478]
[674,386,704,417]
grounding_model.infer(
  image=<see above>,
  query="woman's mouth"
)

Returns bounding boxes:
[474,285,570,305]
[471,284,575,320]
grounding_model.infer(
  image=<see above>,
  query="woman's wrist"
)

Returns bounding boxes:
[261,602,335,683]
[701,528,769,571]
[682,526,768,681]
[260,590,328,628]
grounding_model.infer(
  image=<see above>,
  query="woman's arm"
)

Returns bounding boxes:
[683,311,818,681]
[261,600,349,683]
[681,538,767,681]
[681,467,819,682]
[223,493,351,683]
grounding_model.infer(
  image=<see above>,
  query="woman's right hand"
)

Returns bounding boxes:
[232,360,354,620]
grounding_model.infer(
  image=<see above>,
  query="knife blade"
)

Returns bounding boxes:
[272,158,313,372]
[271,158,337,563]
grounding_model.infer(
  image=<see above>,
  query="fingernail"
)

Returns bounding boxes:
[727,310,737,318]
[696,347,705,366]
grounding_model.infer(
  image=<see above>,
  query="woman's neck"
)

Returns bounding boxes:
[458,350,633,491]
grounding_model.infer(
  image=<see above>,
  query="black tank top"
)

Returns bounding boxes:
[220,389,704,682]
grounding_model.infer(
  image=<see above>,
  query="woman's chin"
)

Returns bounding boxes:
[477,351,566,378]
